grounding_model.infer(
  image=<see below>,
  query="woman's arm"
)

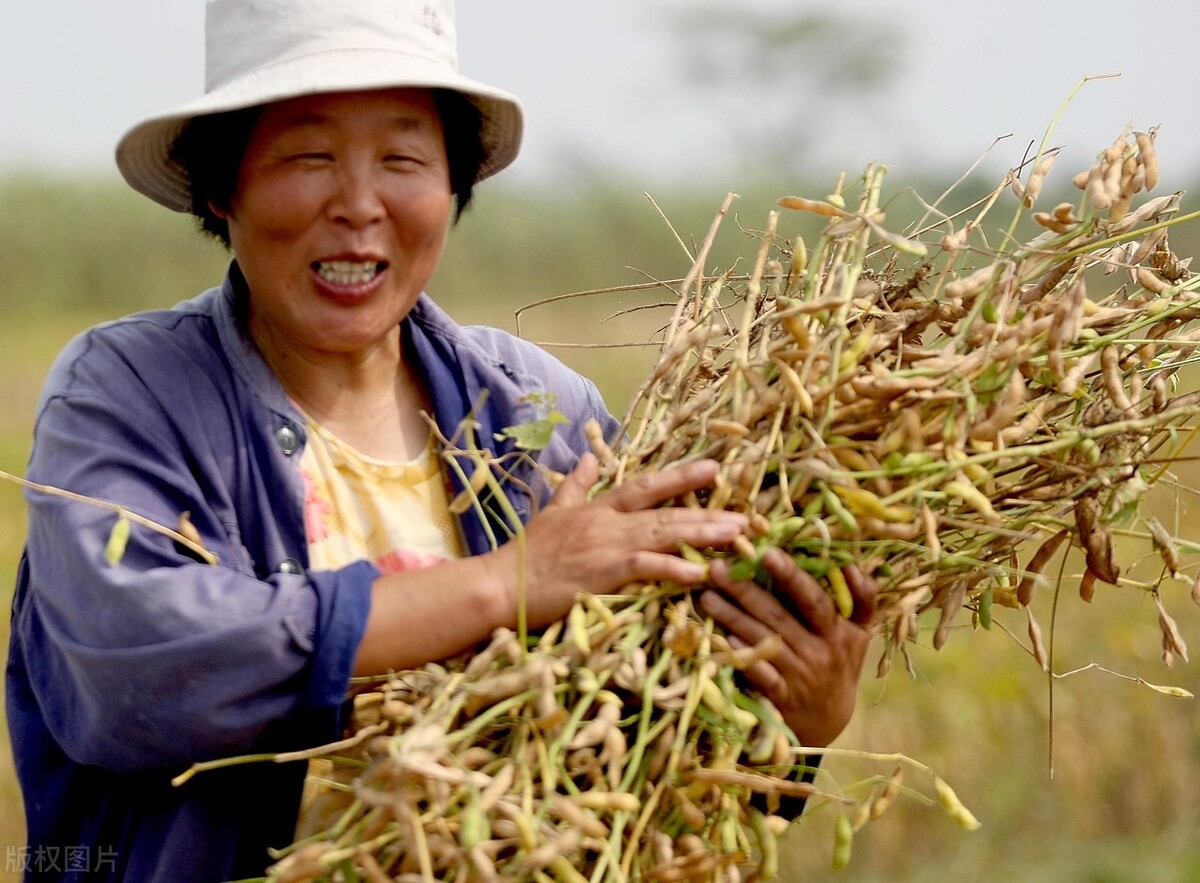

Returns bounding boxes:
[18,379,371,772]
[354,454,749,674]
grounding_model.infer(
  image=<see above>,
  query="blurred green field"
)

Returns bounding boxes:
[3,171,1200,882]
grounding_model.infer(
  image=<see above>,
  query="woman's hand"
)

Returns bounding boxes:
[494,453,748,627]
[359,453,745,676]
[699,548,878,748]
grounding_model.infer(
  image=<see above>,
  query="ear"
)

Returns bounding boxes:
[208,198,231,221]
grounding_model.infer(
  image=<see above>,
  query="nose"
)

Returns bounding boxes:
[327,159,385,229]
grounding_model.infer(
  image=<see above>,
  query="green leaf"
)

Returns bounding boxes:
[106,514,131,566]
[497,410,569,451]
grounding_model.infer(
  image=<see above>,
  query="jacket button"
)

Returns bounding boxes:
[274,424,299,455]
[278,558,304,575]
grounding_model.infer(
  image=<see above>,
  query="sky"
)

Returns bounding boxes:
[3,1,1200,194]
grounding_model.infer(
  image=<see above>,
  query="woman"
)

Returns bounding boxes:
[6,1,877,880]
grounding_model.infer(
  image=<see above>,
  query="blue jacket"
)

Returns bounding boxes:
[6,265,618,882]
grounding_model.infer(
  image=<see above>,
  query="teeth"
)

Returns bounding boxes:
[315,261,381,285]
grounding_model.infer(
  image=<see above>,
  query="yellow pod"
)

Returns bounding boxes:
[790,235,808,277]
[830,447,873,473]
[699,677,759,731]
[934,776,983,831]
[568,602,591,656]
[780,313,812,349]
[943,480,1002,525]
[831,812,854,870]
[570,791,641,813]
[827,567,854,618]
[837,327,873,372]
[831,485,915,524]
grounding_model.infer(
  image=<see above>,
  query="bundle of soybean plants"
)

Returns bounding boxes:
[257,128,1200,882]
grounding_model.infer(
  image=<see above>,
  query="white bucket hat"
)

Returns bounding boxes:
[115,0,523,212]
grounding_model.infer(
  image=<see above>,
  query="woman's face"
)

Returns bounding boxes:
[220,88,453,360]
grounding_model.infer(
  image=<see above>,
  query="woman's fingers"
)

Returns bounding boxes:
[596,509,747,587]
[603,459,723,513]
[543,456,748,574]
[762,549,842,636]
[698,588,788,658]
[722,632,790,696]
[526,457,753,602]
[626,507,748,552]
[841,564,879,629]
[550,457,748,547]
[545,452,600,508]
[709,550,838,637]
[703,551,879,664]
[614,548,708,588]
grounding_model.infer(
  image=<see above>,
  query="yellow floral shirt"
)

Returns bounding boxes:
[293,412,463,839]
[297,415,464,573]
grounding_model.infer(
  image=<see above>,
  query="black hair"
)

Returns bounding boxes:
[433,89,487,219]
[169,106,261,246]
[169,88,487,248]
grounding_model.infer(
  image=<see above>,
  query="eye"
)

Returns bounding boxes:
[279,149,335,167]
[383,153,426,167]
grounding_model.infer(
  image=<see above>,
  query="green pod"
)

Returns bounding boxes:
[977,586,994,630]
[793,554,833,579]
[749,809,779,880]
[458,793,490,850]
[899,451,935,471]
[832,812,854,870]
[818,483,859,534]
[801,495,826,519]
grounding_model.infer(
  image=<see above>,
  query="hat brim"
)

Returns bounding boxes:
[115,48,523,212]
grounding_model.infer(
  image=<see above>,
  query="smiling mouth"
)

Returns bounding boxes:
[312,260,386,285]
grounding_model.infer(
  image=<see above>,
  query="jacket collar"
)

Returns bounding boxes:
[206,262,539,554]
